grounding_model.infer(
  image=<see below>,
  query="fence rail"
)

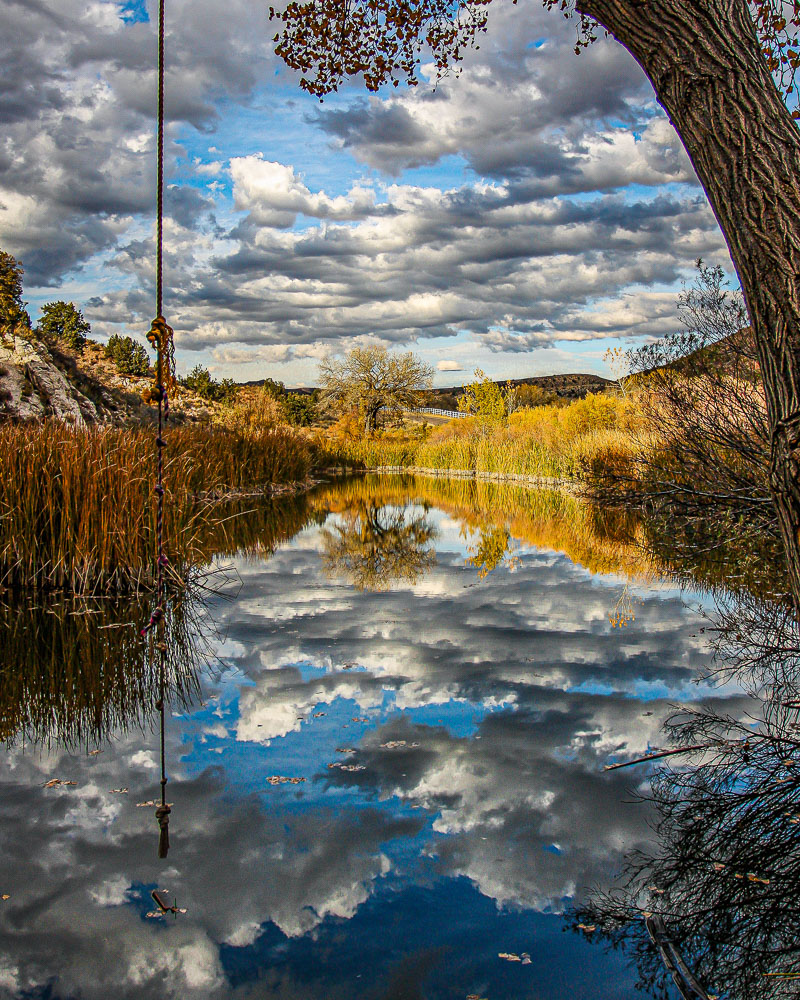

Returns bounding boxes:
[411,407,468,419]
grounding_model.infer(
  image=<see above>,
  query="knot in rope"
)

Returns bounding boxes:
[155,802,171,858]
[146,315,177,393]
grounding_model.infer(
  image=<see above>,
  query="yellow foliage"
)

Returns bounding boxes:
[216,385,285,436]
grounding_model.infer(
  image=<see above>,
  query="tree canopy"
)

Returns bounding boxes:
[458,368,506,421]
[319,345,433,432]
[270,0,800,104]
[104,334,151,376]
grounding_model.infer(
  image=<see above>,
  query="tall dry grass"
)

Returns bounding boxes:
[317,393,647,481]
[0,421,311,594]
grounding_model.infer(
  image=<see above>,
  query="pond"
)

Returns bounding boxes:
[0,475,759,1000]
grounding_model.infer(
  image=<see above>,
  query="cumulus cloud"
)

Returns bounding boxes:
[0,0,274,283]
[437,360,463,371]
[230,155,377,227]
[0,0,733,375]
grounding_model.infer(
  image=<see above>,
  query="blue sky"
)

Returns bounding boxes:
[0,0,734,385]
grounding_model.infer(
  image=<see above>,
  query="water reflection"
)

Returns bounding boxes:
[0,593,203,748]
[573,594,800,999]
[0,475,772,999]
[318,497,437,591]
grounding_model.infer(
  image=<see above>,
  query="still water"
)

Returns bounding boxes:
[0,476,755,999]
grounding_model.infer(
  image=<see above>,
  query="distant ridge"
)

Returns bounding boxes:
[242,372,611,400]
[430,372,611,402]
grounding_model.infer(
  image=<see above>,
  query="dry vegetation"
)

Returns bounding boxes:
[316,391,647,481]
[0,419,312,594]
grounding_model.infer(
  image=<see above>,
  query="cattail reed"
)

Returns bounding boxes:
[0,422,312,594]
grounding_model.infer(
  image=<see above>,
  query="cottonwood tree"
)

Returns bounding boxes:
[270,0,800,613]
[319,345,433,433]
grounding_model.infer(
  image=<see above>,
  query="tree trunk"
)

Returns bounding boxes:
[576,0,800,610]
[365,405,379,434]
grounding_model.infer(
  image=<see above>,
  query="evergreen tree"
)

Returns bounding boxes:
[0,250,31,338]
[37,301,90,352]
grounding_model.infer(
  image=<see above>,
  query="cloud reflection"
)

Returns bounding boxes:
[0,481,752,998]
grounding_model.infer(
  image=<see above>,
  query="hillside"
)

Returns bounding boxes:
[426,372,611,410]
[246,372,611,402]
[0,333,218,425]
[1,331,613,426]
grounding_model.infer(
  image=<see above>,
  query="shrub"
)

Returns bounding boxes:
[217,384,284,435]
[180,365,237,403]
[104,334,151,376]
[285,392,317,426]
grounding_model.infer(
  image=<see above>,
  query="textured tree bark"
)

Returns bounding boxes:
[576,0,800,610]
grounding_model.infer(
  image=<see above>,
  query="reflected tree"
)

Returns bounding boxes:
[465,522,519,579]
[572,595,800,999]
[320,501,437,591]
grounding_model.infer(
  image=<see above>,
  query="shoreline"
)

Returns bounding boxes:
[315,464,581,495]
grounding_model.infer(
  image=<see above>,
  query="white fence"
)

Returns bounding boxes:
[411,407,468,419]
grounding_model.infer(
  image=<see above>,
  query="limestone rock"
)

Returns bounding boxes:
[0,334,98,424]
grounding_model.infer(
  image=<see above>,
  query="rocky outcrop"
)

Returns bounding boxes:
[0,334,217,426]
[0,334,98,424]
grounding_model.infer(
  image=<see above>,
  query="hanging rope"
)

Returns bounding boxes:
[140,0,176,859]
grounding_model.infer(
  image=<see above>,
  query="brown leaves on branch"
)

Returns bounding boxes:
[752,0,800,110]
[269,0,494,96]
[269,0,800,109]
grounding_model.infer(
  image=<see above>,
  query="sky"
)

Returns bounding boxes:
[0,0,735,386]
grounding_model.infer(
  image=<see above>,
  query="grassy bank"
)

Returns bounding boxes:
[0,421,312,594]
[317,393,646,481]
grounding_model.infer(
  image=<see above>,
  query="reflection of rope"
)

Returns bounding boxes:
[139,0,174,859]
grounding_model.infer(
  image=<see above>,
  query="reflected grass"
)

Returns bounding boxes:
[0,589,207,748]
[310,474,657,584]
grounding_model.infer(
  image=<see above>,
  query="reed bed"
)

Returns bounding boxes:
[0,422,312,594]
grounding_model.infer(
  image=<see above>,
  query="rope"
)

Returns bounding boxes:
[139,0,175,859]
